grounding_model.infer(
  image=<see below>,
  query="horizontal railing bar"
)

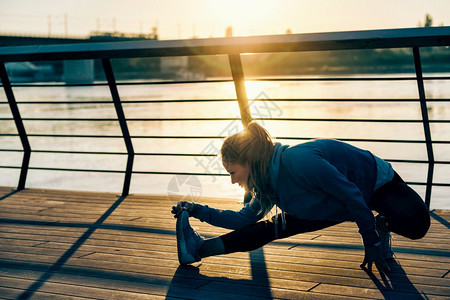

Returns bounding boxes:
[0,149,126,155]
[2,75,448,89]
[0,133,124,138]
[0,117,242,121]
[3,133,450,144]
[4,117,450,123]
[0,79,233,88]
[1,82,109,88]
[1,27,449,62]
[0,149,217,156]
[3,98,450,105]
[1,101,114,104]
[134,152,217,156]
[388,159,450,165]
[255,118,450,123]
[257,98,450,103]
[0,166,125,173]
[2,165,450,185]
[115,79,233,85]
[0,99,239,104]
[0,165,227,176]
[249,98,450,102]
[408,182,450,187]
[135,136,445,142]
[276,137,450,144]
[248,76,450,82]
[0,133,229,139]
[132,171,227,176]
[1,148,450,164]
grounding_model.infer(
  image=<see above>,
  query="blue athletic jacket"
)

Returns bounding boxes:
[191,139,380,246]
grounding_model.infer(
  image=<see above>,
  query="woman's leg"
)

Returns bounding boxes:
[218,214,340,254]
[369,172,430,240]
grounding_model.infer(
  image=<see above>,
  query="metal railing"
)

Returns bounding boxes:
[1,26,450,208]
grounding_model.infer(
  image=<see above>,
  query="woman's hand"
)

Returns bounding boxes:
[171,201,194,218]
[360,244,391,273]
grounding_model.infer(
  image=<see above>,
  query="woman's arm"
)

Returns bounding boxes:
[190,198,266,229]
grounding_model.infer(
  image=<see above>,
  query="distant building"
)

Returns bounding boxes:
[0,32,159,83]
[225,26,233,37]
[88,31,158,41]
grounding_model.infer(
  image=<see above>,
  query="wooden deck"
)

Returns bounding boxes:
[0,186,448,299]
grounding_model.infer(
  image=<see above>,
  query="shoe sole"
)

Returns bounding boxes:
[176,211,195,265]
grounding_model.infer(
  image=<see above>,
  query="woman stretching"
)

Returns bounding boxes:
[172,122,430,273]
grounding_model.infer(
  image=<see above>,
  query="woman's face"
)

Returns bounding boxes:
[222,161,250,189]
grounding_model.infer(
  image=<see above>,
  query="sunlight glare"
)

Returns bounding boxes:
[206,0,278,36]
[244,80,279,99]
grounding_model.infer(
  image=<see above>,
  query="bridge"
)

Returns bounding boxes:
[0,33,158,83]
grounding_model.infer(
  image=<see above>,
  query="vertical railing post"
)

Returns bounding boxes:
[0,62,31,191]
[413,47,434,209]
[229,53,252,128]
[102,58,134,197]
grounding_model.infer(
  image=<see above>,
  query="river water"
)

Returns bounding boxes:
[0,74,449,209]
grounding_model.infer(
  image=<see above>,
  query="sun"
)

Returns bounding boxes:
[205,0,277,36]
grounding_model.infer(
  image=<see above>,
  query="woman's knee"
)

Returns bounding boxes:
[407,210,431,239]
[409,227,429,239]
[388,207,430,239]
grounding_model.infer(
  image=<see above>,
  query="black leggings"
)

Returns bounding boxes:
[220,172,430,254]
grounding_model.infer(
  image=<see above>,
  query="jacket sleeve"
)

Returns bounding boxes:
[291,152,379,246]
[190,198,266,229]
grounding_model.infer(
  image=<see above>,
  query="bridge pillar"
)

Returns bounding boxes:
[63,60,94,83]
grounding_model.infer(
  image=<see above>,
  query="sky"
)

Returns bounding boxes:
[0,0,449,40]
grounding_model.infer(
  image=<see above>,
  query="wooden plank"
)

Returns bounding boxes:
[1,247,449,296]
[311,283,450,299]
[0,276,175,300]
[0,286,91,300]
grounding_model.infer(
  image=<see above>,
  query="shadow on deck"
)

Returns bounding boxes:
[0,187,449,299]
